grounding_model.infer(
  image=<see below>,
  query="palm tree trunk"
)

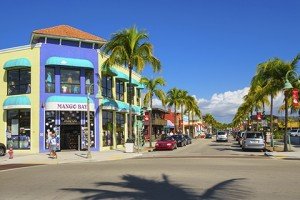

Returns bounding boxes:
[128,66,133,140]
[270,94,274,146]
[284,91,288,152]
[174,104,177,133]
[192,111,194,138]
[188,111,190,136]
[149,95,153,148]
[181,104,184,133]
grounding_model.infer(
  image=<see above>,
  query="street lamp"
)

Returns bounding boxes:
[86,75,102,159]
[283,70,300,152]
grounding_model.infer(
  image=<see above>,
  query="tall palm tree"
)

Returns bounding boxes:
[178,90,188,133]
[184,95,201,137]
[140,77,166,147]
[166,88,181,133]
[102,26,161,141]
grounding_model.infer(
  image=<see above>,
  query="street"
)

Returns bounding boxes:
[0,137,300,200]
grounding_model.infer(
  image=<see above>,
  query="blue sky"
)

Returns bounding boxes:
[1,0,300,122]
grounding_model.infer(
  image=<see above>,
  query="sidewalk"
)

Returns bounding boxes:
[266,144,300,159]
[0,148,144,165]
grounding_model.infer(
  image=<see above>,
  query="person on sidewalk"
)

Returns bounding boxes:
[48,132,59,159]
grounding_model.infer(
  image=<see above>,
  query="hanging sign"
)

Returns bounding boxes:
[292,88,299,107]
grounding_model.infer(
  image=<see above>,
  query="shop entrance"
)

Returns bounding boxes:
[60,125,81,150]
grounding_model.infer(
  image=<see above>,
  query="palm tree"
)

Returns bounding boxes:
[178,90,188,133]
[166,88,181,133]
[102,26,161,141]
[184,95,201,137]
[140,77,166,147]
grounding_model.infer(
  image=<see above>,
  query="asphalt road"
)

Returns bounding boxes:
[0,137,299,200]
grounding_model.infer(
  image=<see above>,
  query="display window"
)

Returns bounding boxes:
[60,69,80,94]
[102,110,113,147]
[7,69,31,95]
[85,69,94,94]
[102,75,112,98]
[116,113,125,145]
[127,84,135,104]
[45,67,55,93]
[6,109,31,149]
[116,80,124,101]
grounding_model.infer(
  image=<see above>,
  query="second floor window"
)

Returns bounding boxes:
[136,89,141,106]
[7,69,31,95]
[85,70,94,94]
[45,67,55,93]
[60,69,80,94]
[116,80,124,101]
[102,75,112,98]
[127,84,135,104]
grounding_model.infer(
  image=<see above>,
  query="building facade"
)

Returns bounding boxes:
[0,25,143,153]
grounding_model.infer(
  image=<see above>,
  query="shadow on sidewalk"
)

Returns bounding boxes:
[61,174,250,199]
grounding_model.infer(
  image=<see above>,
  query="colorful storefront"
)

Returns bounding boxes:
[0,25,143,153]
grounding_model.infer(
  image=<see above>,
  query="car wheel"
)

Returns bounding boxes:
[0,147,5,156]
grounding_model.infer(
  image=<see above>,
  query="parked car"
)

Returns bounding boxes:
[216,131,228,142]
[171,134,187,147]
[242,131,265,151]
[205,133,212,139]
[155,136,177,150]
[0,143,6,156]
[287,129,300,137]
[237,131,245,146]
[183,135,192,145]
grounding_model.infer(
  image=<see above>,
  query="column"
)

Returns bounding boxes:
[124,114,128,142]
[113,111,117,149]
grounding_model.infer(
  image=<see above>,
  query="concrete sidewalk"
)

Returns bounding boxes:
[0,149,143,165]
[266,144,300,159]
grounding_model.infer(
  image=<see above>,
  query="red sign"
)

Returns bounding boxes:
[257,112,262,120]
[144,116,149,121]
[292,88,299,107]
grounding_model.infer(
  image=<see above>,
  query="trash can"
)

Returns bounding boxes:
[125,142,134,153]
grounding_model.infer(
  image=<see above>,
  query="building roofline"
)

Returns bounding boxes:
[0,43,42,54]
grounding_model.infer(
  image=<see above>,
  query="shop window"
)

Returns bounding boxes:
[7,69,31,95]
[45,67,55,93]
[102,110,113,147]
[60,69,80,94]
[116,113,125,145]
[85,69,94,94]
[45,111,58,149]
[61,40,79,47]
[127,84,135,104]
[83,111,95,148]
[102,75,112,98]
[6,109,31,149]
[136,89,141,106]
[116,80,124,101]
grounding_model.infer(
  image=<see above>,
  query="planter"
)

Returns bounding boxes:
[125,142,134,153]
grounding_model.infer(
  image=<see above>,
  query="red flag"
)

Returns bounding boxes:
[292,88,299,107]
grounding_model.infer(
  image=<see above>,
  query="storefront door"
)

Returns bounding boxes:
[60,125,81,150]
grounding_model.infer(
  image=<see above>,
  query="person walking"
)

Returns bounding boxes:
[48,132,59,159]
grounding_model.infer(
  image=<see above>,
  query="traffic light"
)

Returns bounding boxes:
[292,88,299,107]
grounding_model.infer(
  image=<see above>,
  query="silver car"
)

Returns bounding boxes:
[242,132,265,151]
[216,131,228,142]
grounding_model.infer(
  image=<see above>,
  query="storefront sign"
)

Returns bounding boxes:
[45,102,94,111]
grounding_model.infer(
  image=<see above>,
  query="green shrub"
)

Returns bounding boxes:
[273,130,284,139]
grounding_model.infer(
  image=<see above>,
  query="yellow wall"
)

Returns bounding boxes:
[0,46,40,153]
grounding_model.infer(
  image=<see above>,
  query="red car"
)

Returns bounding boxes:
[155,136,177,151]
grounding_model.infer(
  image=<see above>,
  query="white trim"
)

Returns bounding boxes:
[0,44,41,54]
[3,105,31,110]
[45,102,95,111]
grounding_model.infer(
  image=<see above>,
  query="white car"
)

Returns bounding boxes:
[216,131,228,142]
[288,129,300,137]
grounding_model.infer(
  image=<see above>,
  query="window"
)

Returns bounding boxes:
[61,40,79,47]
[7,69,31,95]
[47,38,60,44]
[116,80,124,101]
[6,109,31,149]
[136,89,141,106]
[60,69,80,94]
[84,111,95,148]
[81,42,93,49]
[45,67,55,93]
[85,70,94,94]
[127,84,135,103]
[116,113,125,145]
[102,110,113,147]
[102,75,112,98]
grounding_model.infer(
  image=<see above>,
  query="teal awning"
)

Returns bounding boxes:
[3,58,31,69]
[46,57,94,68]
[116,71,129,82]
[116,101,129,113]
[102,67,118,76]
[101,98,118,110]
[137,83,145,89]
[3,96,31,109]
[45,95,95,111]
[131,79,140,86]
[131,105,141,114]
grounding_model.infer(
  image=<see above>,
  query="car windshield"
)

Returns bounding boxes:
[217,132,226,135]
[246,133,263,139]
[290,130,298,132]
[161,137,173,141]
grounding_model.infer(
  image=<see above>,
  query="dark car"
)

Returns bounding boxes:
[0,143,6,156]
[183,135,192,145]
[205,133,212,139]
[171,134,187,147]
[155,137,177,151]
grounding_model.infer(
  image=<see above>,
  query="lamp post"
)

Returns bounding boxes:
[283,70,300,152]
[86,76,102,159]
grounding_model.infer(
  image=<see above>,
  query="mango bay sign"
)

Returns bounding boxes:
[45,102,95,111]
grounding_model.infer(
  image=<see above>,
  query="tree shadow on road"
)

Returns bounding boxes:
[61,174,251,200]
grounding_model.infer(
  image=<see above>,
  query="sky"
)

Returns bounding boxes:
[1,0,300,123]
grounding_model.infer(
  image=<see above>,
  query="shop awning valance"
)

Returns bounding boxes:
[102,67,118,76]
[116,101,129,113]
[45,96,95,111]
[3,96,31,109]
[115,71,129,82]
[101,98,118,110]
[46,57,94,68]
[131,79,140,87]
[3,58,31,69]
[131,105,141,114]
[137,83,145,89]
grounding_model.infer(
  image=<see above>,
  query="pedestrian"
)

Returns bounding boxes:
[48,132,59,159]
